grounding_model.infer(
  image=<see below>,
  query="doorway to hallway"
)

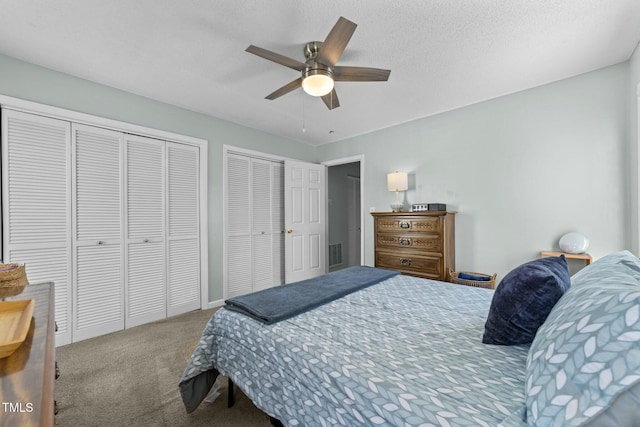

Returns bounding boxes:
[325,157,363,272]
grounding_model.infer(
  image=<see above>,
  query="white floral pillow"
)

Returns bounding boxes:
[524,251,640,426]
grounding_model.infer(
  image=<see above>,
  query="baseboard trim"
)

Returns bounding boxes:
[207,299,224,309]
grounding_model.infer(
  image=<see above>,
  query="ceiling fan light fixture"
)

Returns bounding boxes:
[247,17,389,109]
[302,68,334,97]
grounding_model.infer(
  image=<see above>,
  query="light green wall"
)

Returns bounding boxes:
[0,53,316,302]
[318,63,631,280]
[629,45,640,254]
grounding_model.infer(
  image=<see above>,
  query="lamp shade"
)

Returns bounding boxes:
[387,172,408,192]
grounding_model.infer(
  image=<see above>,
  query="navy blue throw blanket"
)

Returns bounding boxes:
[225,266,400,324]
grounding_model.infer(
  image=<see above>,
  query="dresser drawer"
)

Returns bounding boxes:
[375,250,442,278]
[376,216,441,233]
[376,233,442,252]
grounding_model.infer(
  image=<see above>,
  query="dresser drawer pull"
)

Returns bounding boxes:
[399,221,410,229]
[399,238,411,245]
[400,258,412,266]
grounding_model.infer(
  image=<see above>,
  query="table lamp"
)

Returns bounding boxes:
[387,172,408,212]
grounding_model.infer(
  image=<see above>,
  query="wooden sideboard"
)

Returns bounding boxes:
[0,282,55,427]
[372,211,455,281]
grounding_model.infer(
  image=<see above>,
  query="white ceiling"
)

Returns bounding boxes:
[0,1,639,146]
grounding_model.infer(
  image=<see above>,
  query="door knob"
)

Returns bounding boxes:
[287,228,293,234]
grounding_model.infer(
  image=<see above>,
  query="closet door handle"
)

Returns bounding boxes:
[97,241,104,246]
[143,239,150,243]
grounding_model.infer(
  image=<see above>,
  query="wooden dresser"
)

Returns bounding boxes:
[0,282,55,427]
[371,211,455,281]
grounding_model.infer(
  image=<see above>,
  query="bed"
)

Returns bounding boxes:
[180,252,640,426]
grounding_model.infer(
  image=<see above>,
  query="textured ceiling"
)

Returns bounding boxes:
[0,0,639,146]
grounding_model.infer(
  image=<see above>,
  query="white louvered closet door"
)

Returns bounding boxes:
[1,109,73,345]
[271,162,285,285]
[72,124,124,342]
[166,142,200,316]
[252,159,284,291]
[252,159,274,291]
[125,135,166,327]
[226,153,251,298]
[225,152,284,298]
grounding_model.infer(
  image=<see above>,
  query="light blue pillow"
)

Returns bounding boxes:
[524,251,640,426]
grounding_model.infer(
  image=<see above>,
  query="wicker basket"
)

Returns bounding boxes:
[0,264,29,290]
[0,264,28,286]
[449,268,496,289]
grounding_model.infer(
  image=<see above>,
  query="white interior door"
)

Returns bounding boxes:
[2,102,207,344]
[72,124,124,342]
[166,142,201,316]
[1,109,73,345]
[271,163,285,285]
[125,134,166,327]
[252,159,285,291]
[224,150,285,298]
[225,153,252,298]
[284,160,326,283]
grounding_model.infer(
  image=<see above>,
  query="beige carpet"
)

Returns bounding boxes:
[54,308,272,427]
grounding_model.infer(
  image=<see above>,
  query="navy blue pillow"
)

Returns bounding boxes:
[482,255,570,345]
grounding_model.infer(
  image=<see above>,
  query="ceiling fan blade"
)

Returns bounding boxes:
[321,89,340,110]
[316,17,357,66]
[333,66,391,82]
[246,45,306,71]
[265,77,302,100]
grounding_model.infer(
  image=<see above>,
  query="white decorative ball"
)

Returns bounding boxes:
[559,232,589,254]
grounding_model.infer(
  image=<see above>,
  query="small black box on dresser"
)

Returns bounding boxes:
[411,203,447,212]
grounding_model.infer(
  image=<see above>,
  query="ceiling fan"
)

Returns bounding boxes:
[246,16,391,110]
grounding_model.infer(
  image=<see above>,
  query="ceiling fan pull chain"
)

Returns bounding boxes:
[302,93,306,133]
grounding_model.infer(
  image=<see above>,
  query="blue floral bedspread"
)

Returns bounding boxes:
[180,274,529,426]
